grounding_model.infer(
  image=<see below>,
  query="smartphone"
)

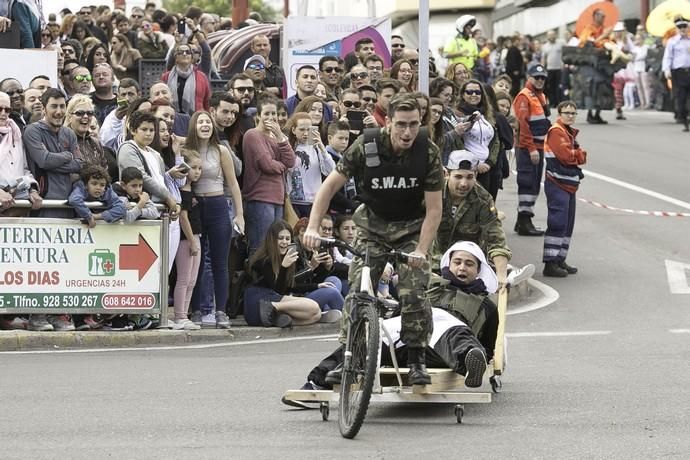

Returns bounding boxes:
[117,98,128,108]
[233,221,244,236]
[177,19,186,35]
[463,112,479,124]
[177,161,190,173]
[286,243,297,254]
[346,110,365,131]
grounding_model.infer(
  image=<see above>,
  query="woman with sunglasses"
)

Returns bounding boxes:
[457,80,499,193]
[110,35,141,81]
[64,95,115,175]
[138,20,169,59]
[390,59,416,92]
[161,44,211,115]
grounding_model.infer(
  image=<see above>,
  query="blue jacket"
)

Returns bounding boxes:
[68,180,126,223]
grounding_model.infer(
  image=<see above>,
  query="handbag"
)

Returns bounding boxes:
[0,24,21,49]
[283,194,299,227]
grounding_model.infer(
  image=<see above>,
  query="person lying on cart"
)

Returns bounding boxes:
[287,241,496,406]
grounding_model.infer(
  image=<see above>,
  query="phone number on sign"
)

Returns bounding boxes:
[101,293,156,309]
[0,294,100,309]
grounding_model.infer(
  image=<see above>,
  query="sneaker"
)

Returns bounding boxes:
[201,313,216,328]
[173,319,201,330]
[103,315,133,331]
[49,315,75,332]
[463,347,487,388]
[215,311,231,329]
[300,380,326,391]
[28,315,53,332]
[0,316,29,330]
[74,317,91,331]
[507,264,536,287]
[319,310,342,323]
[190,311,203,326]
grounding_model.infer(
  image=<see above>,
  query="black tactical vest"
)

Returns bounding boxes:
[357,128,428,221]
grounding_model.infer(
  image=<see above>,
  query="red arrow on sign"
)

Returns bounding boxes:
[119,234,158,281]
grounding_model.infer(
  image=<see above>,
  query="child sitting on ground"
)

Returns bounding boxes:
[114,166,160,222]
[68,164,126,228]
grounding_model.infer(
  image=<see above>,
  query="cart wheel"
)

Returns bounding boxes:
[490,375,502,393]
[454,404,464,424]
[320,402,330,421]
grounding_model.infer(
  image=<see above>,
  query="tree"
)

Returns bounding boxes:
[161,0,278,22]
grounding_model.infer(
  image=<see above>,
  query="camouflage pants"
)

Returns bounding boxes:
[341,232,433,349]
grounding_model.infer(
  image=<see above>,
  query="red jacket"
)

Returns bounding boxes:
[160,67,211,114]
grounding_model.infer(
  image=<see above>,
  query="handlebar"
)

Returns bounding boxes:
[315,237,425,265]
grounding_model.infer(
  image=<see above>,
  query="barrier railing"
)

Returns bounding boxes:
[0,200,169,318]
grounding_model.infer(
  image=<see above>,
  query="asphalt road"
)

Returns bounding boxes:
[2,110,690,459]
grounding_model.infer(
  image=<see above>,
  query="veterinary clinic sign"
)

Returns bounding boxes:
[0,219,164,314]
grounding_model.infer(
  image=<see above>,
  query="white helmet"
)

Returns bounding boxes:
[456,15,477,33]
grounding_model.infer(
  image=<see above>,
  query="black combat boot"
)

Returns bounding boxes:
[543,261,568,277]
[594,109,608,124]
[558,260,578,274]
[407,348,431,385]
[516,213,544,236]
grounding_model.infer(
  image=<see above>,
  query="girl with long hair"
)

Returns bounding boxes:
[245,220,324,327]
[184,111,244,328]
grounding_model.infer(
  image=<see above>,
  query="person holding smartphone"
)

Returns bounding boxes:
[285,112,336,218]
[244,220,322,328]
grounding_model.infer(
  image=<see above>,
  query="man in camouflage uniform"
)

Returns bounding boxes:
[433,150,511,285]
[304,94,444,385]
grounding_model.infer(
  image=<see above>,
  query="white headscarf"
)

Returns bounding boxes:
[440,241,498,294]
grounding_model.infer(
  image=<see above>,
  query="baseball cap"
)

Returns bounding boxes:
[527,64,547,77]
[446,150,477,170]
[243,55,266,70]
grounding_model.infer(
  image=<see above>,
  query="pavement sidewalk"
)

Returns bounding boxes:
[0,278,548,351]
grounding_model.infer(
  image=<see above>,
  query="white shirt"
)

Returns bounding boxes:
[463,115,495,163]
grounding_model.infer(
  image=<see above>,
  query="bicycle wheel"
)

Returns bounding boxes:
[339,299,379,439]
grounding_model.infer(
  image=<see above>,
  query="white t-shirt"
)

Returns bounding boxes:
[463,115,495,163]
[287,144,335,205]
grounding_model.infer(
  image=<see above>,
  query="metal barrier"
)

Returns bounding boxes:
[138,59,167,98]
[0,200,169,318]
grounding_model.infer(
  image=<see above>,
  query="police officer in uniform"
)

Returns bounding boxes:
[513,64,552,236]
[304,94,445,385]
[433,150,511,286]
[662,17,690,132]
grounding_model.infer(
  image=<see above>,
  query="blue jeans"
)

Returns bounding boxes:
[196,196,232,314]
[245,200,284,255]
[306,276,345,311]
[190,239,215,315]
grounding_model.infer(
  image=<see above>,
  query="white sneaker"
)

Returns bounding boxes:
[173,319,201,330]
[319,310,343,323]
[201,313,216,328]
[507,264,536,286]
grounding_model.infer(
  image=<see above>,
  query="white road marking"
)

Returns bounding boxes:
[665,259,690,294]
[583,169,690,210]
[507,279,559,315]
[0,334,339,355]
[506,331,612,338]
[669,329,690,334]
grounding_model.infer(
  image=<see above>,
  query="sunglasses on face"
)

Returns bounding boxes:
[409,59,419,65]
[5,89,23,97]
[362,97,377,103]
[42,33,51,38]
[234,86,255,93]
[74,110,94,117]
[131,14,143,19]
[533,76,547,80]
[0,106,12,113]
[352,72,368,80]
[342,100,362,108]
[464,89,481,96]
[176,50,192,56]
[79,11,90,15]
[391,43,405,48]
[560,111,577,116]
[247,63,265,70]
[322,66,341,74]
[74,74,93,82]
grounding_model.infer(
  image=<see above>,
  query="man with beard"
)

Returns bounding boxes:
[391,35,405,63]
[513,64,551,236]
[227,73,257,132]
[286,65,333,122]
[90,63,118,126]
[318,55,343,99]
[433,150,511,286]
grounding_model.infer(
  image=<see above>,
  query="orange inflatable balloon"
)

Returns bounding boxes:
[575,1,620,36]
